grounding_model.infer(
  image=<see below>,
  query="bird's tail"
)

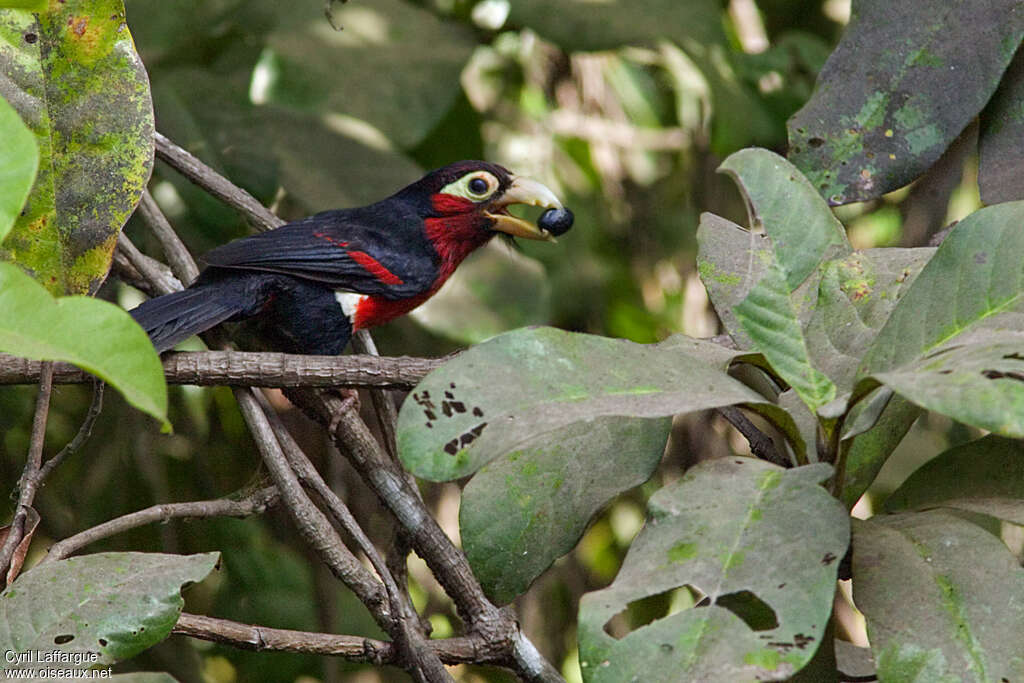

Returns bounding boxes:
[130,283,247,353]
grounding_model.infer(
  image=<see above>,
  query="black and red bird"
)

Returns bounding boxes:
[130,161,571,355]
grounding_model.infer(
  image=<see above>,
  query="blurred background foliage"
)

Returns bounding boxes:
[0,0,986,680]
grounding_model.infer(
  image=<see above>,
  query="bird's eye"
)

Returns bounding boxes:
[468,177,489,195]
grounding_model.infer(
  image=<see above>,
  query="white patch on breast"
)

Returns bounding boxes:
[334,291,367,322]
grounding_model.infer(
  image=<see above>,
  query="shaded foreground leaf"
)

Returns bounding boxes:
[0,0,153,294]
[0,552,218,671]
[979,46,1024,204]
[397,327,802,482]
[578,461,847,682]
[461,416,670,604]
[789,0,1024,204]
[856,202,1024,437]
[852,512,1024,682]
[885,435,1024,524]
[0,263,167,427]
[0,93,37,242]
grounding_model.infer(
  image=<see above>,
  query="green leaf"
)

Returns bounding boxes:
[0,262,168,427]
[411,243,551,345]
[885,435,1024,524]
[979,46,1024,204]
[0,0,46,9]
[578,461,848,682]
[0,0,154,295]
[840,394,919,509]
[262,0,476,149]
[0,93,37,242]
[735,261,837,412]
[855,202,1024,437]
[461,416,670,604]
[718,148,850,289]
[397,328,803,482]
[803,249,933,392]
[852,512,1024,682]
[788,0,1024,204]
[0,552,218,672]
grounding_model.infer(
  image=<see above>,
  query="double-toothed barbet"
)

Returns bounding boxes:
[130,161,573,355]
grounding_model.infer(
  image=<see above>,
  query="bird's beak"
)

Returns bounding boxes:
[485,176,563,242]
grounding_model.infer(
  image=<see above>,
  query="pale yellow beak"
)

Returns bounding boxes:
[484,176,564,241]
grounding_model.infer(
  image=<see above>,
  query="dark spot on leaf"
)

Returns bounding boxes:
[660,643,673,653]
[444,391,454,399]
[808,137,824,148]
[822,552,837,565]
[426,423,432,429]
[1004,352,1024,361]
[777,583,786,589]
[938,370,952,375]
[54,634,74,644]
[472,407,484,417]
[425,410,437,421]
[451,401,466,413]
[715,590,778,631]
[982,369,1024,381]
[443,439,459,456]
[974,252,988,264]
[98,638,107,646]
[442,402,453,417]
[793,633,814,649]
[23,33,37,44]
[450,382,456,388]
[735,459,744,464]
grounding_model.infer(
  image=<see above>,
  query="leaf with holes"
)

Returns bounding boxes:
[788,0,1024,204]
[885,435,1024,524]
[461,416,671,604]
[398,327,803,482]
[0,263,167,427]
[855,202,1024,437]
[0,552,218,672]
[852,512,1024,682]
[0,0,153,294]
[577,460,848,682]
[0,93,37,243]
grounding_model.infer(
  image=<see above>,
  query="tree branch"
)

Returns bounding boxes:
[174,612,500,665]
[154,132,284,232]
[42,486,280,564]
[0,351,444,389]
[37,380,104,482]
[138,189,200,284]
[0,363,54,580]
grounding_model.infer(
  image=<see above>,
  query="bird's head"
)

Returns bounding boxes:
[398,161,567,247]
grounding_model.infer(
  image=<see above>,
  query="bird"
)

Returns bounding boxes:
[130,161,572,355]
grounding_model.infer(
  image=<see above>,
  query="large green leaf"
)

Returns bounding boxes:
[0,262,167,427]
[578,461,848,682]
[0,93,37,242]
[397,328,801,482]
[262,0,475,149]
[855,202,1024,437]
[0,552,218,672]
[979,46,1024,204]
[885,435,1024,524]
[0,0,154,294]
[788,0,1024,204]
[853,512,1024,682]
[461,416,670,604]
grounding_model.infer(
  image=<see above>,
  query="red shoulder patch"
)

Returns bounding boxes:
[347,250,404,285]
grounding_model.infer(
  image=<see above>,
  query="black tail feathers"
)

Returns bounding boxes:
[130,284,247,353]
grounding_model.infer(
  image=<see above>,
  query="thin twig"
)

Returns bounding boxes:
[154,132,284,232]
[37,380,105,482]
[0,352,444,389]
[138,189,200,284]
[232,388,389,617]
[350,330,400,460]
[716,406,791,467]
[42,487,280,564]
[0,363,54,577]
[257,394,450,682]
[115,233,183,296]
[174,612,498,665]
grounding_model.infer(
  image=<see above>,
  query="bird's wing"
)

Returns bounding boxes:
[200,211,437,298]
